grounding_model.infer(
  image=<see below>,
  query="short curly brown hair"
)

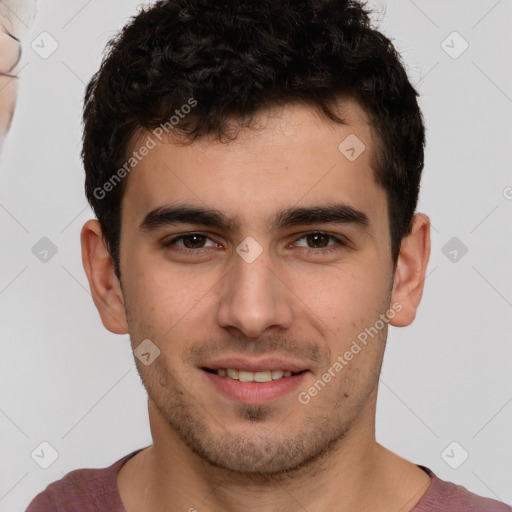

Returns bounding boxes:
[82,0,425,278]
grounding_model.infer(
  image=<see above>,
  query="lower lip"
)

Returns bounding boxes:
[201,369,308,404]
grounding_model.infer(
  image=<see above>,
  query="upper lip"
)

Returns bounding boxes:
[201,357,309,373]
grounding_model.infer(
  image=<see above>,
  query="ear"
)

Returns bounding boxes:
[389,213,431,327]
[80,219,128,334]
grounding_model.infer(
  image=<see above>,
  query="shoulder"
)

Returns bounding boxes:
[25,449,144,512]
[414,466,511,512]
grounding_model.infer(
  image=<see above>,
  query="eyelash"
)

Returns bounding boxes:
[161,231,347,256]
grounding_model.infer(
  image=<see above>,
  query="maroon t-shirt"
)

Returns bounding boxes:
[26,449,511,511]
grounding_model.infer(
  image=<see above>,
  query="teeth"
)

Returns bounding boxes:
[214,368,298,382]
[239,370,256,382]
[254,371,272,383]
[226,368,239,380]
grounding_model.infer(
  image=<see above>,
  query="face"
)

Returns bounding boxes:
[0,0,37,150]
[117,100,398,473]
[0,29,18,148]
[83,99,430,477]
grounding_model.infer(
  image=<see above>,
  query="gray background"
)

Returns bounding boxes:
[0,0,511,510]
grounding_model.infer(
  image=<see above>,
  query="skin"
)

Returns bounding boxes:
[82,100,431,512]
[0,0,37,152]
[0,25,19,149]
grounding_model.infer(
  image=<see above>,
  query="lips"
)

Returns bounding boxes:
[198,356,311,403]
[201,367,308,404]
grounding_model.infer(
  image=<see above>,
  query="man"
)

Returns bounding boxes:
[26,0,511,510]
[0,0,37,153]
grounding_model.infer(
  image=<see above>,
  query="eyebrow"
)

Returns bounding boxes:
[140,203,370,233]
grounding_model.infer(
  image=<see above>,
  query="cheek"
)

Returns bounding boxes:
[297,268,391,372]
[295,258,390,324]
[123,256,216,337]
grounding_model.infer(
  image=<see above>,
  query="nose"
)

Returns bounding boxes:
[216,247,294,338]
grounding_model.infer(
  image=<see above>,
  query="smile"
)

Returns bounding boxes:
[203,367,303,382]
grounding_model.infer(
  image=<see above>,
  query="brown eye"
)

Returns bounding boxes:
[180,234,207,249]
[293,232,348,256]
[162,232,217,252]
[305,233,330,248]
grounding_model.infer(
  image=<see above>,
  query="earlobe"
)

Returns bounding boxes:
[389,213,431,327]
[80,219,128,335]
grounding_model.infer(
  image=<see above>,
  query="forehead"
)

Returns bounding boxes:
[121,100,386,231]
